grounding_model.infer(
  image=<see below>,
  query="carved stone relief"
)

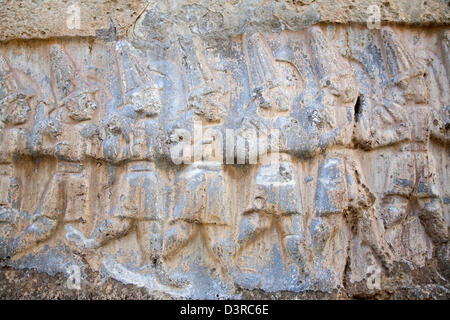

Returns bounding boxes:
[0,20,448,298]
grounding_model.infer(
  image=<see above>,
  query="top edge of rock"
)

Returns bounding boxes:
[0,0,449,43]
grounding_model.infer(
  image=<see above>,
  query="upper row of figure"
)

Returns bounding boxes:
[0,26,448,166]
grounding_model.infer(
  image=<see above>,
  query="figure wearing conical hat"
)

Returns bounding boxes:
[274,35,319,109]
[309,26,358,107]
[381,27,447,246]
[115,40,163,118]
[243,32,292,113]
[382,27,429,105]
[351,27,447,270]
[0,55,35,210]
[164,37,233,274]
[440,31,450,79]
[307,26,365,214]
[235,32,306,275]
[298,27,385,284]
[0,55,36,258]
[0,56,34,128]
[66,40,167,271]
[178,36,229,122]
[350,26,411,151]
[11,44,102,255]
[427,30,450,144]
[49,45,99,122]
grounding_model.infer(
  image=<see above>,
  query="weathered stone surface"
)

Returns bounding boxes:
[0,1,449,300]
[0,0,449,42]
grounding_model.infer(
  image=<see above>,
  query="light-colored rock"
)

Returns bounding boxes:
[0,1,449,300]
[0,1,448,42]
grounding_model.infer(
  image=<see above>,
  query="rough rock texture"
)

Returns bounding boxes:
[1,0,449,42]
[0,1,449,299]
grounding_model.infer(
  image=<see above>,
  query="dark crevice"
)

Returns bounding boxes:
[354,94,362,122]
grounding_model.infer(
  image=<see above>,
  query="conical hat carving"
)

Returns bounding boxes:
[115,41,162,117]
[0,55,34,125]
[49,45,99,121]
[440,31,450,77]
[381,27,422,84]
[308,26,341,83]
[0,55,33,103]
[0,55,15,99]
[308,26,357,104]
[178,37,217,91]
[178,37,228,122]
[49,44,77,101]
[244,33,281,90]
[115,40,157,98]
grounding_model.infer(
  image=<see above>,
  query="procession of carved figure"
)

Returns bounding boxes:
[0,25,448,294]
[236,27,388,288]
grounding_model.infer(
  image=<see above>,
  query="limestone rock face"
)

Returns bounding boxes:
[0,1,449,299]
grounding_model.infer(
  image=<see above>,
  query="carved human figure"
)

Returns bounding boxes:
[308,26,398,281]
[352,27,448,266]
[11,44,101,254]
[0,55,35,210]
[164,36,232,272]
[234,32,306,273]
[66,41,167,269]
[0,54,36,258]
[434,31,450,231]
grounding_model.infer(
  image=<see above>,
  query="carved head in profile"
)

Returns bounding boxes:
[61,88,98,122]
[187,82,228,122]
[127,87,162,118]
[49,44,102,122]
[1,92,32,125]
[320,71,358,106]
[381,27,429,104]
[251,80,292,114]
[307,26,358,107]
[0,55,34,126]
[396,70,429,104]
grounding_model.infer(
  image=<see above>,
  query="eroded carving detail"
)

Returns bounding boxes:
[0,24,448,298]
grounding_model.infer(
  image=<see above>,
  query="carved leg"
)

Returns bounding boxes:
[237,212,271,249]
[35,172,64,221]
[0,176,19,210]
[163,220,195,258]
[67,217,134,250]
[203,224,234,271]
[0,207,30,257]
[278,214,304,261]
[417,197,448,244]
[63,172,88,223]
[359,207,395,272]
[380,195,409,229]
[136,220,163,262]
[11,172,65,254]
[415,152,448,244]
[12,215,58,254]
[315,158,348,216]
[90,217,135,248]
